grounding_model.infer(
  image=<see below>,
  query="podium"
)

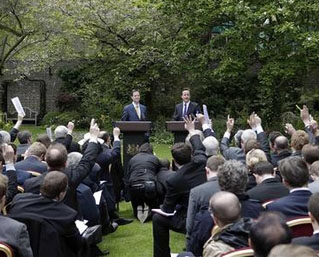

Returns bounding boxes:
[114,121,152,173]
[166,121,202,143]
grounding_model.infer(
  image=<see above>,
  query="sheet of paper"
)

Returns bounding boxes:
[75,220,88,235]
[152,208,176,217]
[93,190,103,205]
[203,104,209,123]
[46,127,52,140]
[11,97,25,116]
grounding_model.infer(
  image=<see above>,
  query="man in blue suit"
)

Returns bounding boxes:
[173,88,201,121]
[121,89,147,121]
[267,157,312,219]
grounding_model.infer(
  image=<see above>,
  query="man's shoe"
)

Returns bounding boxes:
[114,217,133,226]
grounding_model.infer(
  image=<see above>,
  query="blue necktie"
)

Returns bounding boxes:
[183,103,187,117]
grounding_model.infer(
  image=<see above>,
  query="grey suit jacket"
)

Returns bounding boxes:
[186,177,220,235]
[0,215,33,257]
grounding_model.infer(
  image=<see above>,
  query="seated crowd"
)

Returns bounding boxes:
[2,104,319,257]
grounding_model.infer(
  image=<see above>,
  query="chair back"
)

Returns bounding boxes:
[221,247,254,257]
[287,216,313,238]
[0,242,14,257]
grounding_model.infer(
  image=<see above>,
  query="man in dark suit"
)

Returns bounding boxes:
[186,155,224,249]
[24,119,100,213]
[0,173,33,257]
[53,122,81,153]
[267,157,312,219]
[121,89,147,121]
[152,117,207,257]
[247,161,289,203]
[16,130,32,158]
[173,88,201,121]
[293,193,319,250]
[15,142,48,174]
[9,171,84,257]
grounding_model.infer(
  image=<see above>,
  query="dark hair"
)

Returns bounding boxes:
[250,212,292,257]
[36,134,51,148]
[253,161,274,176]
[206,156,225,172]
[269,131,283,147]
[131,89,140,96]
[99,131,110,142]
[182,87,190,93]
[308,193,319,224]
[244,139,261,154]
[18,130,32,144]
[171,143,191,166]
[45,143,68,171]
[160,158,170,169]
[278,157,309,187]
[40,171,68,199]
[302,144,319,165]
[139,143,153,154]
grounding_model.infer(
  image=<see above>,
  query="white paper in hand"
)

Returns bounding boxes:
[11,97,25,116]
[93,190,103,205]
[75,220,88,235]
[46,127,52,141]
[203,104,209,123]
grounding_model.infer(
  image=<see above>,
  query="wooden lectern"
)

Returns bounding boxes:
[114,121,152,173]
[166,121,202,143]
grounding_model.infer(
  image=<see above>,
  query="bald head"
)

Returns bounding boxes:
[45,143,68,171]
[209,191,241,226]
[274,136,289,151]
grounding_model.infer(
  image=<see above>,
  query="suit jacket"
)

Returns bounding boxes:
[0,215,33,257]
[292,233,319,251]
[271,150,292,167]
[173,101,201,121]
[161,134,207,214]
[247,177,289,203]
[2,166,18,204]
[15,156,48,174]
[54,135,81,153]
[121,103,147,121]
[17,143,31,156]
[24,142,99,212]
[266,189,312,219]
[9,193,82,257]
[186,177,220,235]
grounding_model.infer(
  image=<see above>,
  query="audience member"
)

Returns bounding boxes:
[268,244,317,257]
[15,142,47,174]
[152,117,207,257]
[36,134,51,148]
[249,212,292,257]
[24,119,100,212]
[127,142,161,222]
[203,191,253,257]
[9,171,85,257]
[156,158,174,197]
[17,130,32,156]
[186,156,225,249]
[309,161,319,193]
[54,122,80,153]
[291,130,309,157]
[302,144,319,168]
[267,157,312,218]
[270,135,291,167]
[247,161,289,203]
[0,173,33,257]
[292,193,319,250]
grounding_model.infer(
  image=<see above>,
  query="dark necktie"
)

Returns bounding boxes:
[183,103,187,117]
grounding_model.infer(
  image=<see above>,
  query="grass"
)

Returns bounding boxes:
[98,201,185,257]
[13,125,185,257]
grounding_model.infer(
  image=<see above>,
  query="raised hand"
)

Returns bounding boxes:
[226,115,234,133]
[184,115,195,134]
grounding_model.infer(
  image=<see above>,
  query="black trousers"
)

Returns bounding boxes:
[152,212,186,257]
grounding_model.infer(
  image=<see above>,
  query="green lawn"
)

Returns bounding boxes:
[14,125,184,257]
